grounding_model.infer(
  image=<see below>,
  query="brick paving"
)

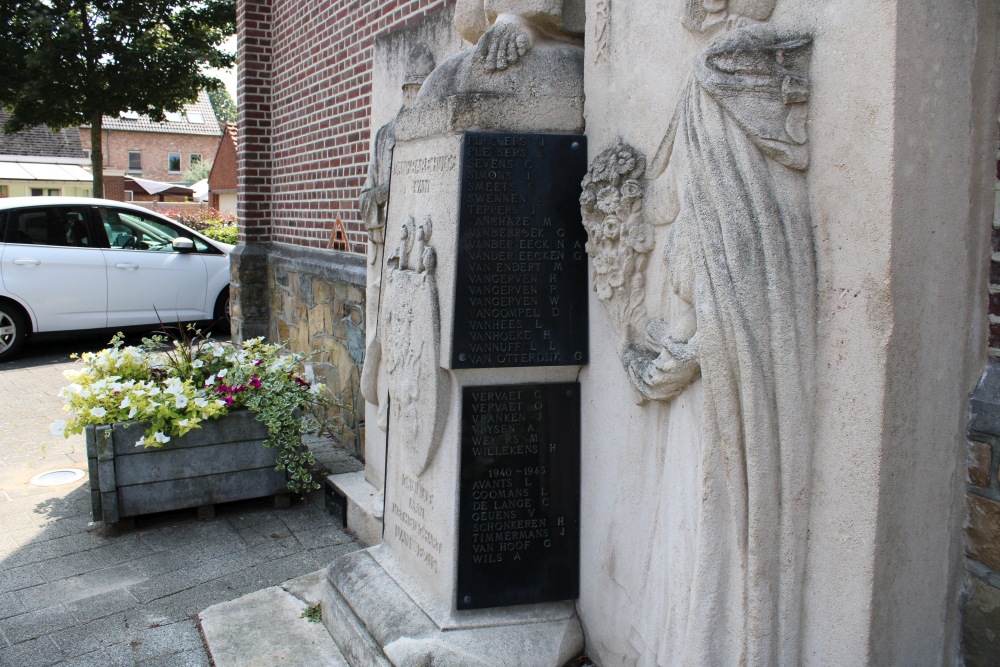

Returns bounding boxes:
[0,335,362,666]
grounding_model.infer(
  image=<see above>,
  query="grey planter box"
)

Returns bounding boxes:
[85,410,288,525]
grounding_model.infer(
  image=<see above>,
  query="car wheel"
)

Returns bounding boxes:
[213,288,231,332]
[0,303,28,362]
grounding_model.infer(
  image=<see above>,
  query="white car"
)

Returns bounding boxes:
[0,197,233,361]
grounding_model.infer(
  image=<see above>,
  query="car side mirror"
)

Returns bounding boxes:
[172,237,195,253]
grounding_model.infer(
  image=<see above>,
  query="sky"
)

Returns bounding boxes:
[203,35,238,100]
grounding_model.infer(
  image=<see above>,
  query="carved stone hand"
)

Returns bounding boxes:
[477,16,533,72]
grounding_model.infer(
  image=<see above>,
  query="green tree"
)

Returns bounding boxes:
[0,1,235,197]
[208,86,236,124]
[183,158,213,183]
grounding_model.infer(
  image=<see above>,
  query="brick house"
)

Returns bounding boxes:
[231,1,1000,663]
[208,123,238,213]
[79,90,222,187]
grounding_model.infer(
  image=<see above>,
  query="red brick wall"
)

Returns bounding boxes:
[238,0,456,253]
[103,174,125,202]
[238,0,274,245]
[209,125,238,196]
[80,129,220,183]
[989,123,1000,354]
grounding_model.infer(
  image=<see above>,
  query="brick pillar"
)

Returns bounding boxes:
[102,170,126,201]
[233,0,274,342]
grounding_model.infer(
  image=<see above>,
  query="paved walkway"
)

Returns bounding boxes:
[0,335,362,666]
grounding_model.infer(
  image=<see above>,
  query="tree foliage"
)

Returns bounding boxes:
[183,158,213,183]
[207,87,236,124]
[0,1,236,196]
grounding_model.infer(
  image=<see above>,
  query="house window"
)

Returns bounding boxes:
[30,188,43,196]
[168,153,181,173]
[128,151,142,171]
[47,188,60,196]
[0,185,7,198]
[186,112,204,124]
[83,149,90,160]
[190,153,202,165]
[164,111,183,122]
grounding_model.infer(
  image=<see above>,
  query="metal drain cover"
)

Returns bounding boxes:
[29,468,85,487]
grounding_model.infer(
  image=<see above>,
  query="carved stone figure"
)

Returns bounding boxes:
[359,46,435,264]
[361,215,449,477]
[681,0,777,34]
[399,0,585,138]
[584,22,816,667]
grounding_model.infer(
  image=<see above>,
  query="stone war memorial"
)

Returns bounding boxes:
[299,0,1000,664]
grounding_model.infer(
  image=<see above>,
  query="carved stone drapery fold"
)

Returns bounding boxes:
[585,23,816,667]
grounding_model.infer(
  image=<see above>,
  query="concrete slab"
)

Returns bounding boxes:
[199,586,348,667]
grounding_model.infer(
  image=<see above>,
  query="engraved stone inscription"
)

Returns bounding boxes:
[390,471,443,574]
[457,383,580,610]
[452,132,589,369]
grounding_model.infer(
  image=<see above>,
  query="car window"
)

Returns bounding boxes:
[4,206,94,247]
[98,208,183,252]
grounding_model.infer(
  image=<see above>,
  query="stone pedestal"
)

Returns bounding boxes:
[322,26,589,663]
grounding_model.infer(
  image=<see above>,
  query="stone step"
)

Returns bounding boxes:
[200,571,348,667]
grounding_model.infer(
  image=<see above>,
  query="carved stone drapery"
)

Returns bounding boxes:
[584,21,816,667]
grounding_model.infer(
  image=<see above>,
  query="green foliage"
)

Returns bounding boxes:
[300,603,322,623]
[162,207,235,231]
[208,87,237,123]
[183,159,213,183]
[55,329,344,494]
[162,206,237,244]
[0,1,236,194]
[202,225,238,245]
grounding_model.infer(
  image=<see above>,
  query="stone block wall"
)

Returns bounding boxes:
[966,365,1000,666]
[268,244,367,458]
[964,123,1000,667]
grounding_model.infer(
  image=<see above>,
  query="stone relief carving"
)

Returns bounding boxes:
[360,47,435,264]
[584,18,816,667]
[682,0,776,34]
[593,0,610,64]
[361,215,449,477]
[400,0,585,136]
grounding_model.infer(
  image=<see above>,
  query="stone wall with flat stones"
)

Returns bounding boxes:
[965,361,1000,667]
[235,243,367,460]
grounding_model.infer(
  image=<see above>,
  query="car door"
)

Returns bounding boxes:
[0,205,107,331]
[96,206,210,327]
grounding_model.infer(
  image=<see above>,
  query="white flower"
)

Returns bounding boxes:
[50,420,66,437]
[148,387,161,396]
[89,407,107,418]
[194,397,209,408]
[213,346,225,358]
[135,439,145,448]
[120,396,131,409]
[192,359,204,368]
[128,406,138,419]
[153,432,171,444]
[216,369,227,378]
[174,394,189,409]
[204,376,215,386]
[177,419,190,427]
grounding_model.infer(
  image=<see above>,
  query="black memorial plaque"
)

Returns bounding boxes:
[457,383,580,610]
[452,132,589,369]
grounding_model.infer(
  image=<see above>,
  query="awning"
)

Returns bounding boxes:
[125,176,194,197]
[0,161,92,182]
